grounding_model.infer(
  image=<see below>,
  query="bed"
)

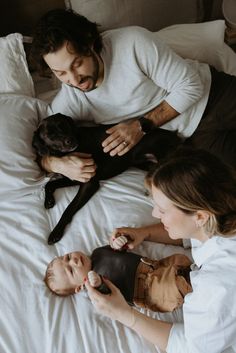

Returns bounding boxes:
[1,1,236,353]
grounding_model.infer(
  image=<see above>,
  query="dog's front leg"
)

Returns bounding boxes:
[47,178,100,245]
[44,177,81,209]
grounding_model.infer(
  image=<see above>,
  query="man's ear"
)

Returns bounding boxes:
[195,210,211,227]
[74,286,81,294]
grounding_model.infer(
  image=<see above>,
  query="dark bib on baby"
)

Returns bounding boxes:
[91,246,141,303]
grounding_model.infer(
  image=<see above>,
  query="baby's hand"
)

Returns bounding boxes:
[111,235,128,250]
[88,271,102,288]
[87,271,111,295]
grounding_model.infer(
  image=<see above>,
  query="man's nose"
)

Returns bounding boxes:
[67,72,80,87]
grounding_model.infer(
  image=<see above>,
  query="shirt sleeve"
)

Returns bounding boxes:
[166,281,236,353]
[133,28,204,113]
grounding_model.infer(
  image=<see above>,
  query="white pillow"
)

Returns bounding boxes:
[0,94,48,199]
[0,33,35,96]
[156,20,236,76]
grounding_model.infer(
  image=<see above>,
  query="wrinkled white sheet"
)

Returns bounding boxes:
[0,168,191,353]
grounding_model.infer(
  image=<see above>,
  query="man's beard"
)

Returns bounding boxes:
[69,52,100,92]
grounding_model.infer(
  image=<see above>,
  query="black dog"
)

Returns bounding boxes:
[32,113,182,244]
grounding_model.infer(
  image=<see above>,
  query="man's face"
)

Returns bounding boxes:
[50,251,92,294]
[43,41,104,92]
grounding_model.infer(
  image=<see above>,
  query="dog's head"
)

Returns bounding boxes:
[32,113,79,156]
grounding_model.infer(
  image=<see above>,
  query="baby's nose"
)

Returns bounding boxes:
[70,255,79,264]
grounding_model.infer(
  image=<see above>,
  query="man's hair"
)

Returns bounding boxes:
[44,258,75,297]
[152,148,236,237]
[30,8,103,75]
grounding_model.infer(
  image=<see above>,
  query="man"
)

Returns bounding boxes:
[31,9,236,181]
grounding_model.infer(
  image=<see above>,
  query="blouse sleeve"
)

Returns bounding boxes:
[166,280,236,353]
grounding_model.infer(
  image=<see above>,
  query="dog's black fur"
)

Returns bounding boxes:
[32,113,182,245]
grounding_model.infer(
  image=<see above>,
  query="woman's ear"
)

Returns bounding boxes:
[195,210,210,228]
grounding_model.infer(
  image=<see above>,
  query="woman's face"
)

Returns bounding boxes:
[151,185,200,240]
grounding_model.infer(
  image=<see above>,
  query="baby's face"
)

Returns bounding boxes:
[51,252,91,294]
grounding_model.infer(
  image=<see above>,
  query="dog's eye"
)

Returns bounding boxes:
[64,139,71,145]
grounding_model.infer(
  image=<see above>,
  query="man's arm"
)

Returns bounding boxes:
[144,100,179,127]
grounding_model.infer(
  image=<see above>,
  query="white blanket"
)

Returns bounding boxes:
[0,94,191,353]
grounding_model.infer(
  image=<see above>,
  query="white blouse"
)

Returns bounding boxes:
[167,235,236,353]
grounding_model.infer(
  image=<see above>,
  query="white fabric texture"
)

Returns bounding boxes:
[0,88,192,353]
[166,236,236,353]
[156,20,236,76]
[0,95,48,199]
[1,14,236,353]
[50,26,211,138]
[0,93,191,352]
[0,33,35,96]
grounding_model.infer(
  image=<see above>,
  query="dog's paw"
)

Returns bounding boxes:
[44,194,55,209]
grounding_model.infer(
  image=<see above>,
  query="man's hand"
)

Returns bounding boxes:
[102,120,145,156]
[41,152,96,182]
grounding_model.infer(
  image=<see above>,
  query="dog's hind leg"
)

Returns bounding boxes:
[47,178,100,245]
[44,178,81,209]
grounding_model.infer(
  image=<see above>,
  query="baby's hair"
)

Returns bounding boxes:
[44,258,75,297]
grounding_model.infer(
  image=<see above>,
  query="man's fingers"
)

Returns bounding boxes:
[102,133,121,149]
[105,126,117,134]
[117,145,130,156]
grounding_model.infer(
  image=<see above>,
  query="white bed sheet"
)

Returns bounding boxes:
[0,164,191,353]
[4,19,236,352]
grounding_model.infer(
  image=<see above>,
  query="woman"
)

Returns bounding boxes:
[85,148,236,353]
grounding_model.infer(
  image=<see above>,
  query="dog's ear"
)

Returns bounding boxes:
[32,130,50,156]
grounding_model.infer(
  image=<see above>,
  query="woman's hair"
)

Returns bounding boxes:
[30,8,103,75]
[152,148,236,237]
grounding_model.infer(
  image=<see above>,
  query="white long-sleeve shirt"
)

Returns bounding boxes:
[167,235,236,353]
[50,26,211,138]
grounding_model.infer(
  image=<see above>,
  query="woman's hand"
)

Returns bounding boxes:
[85,278,133,326]
[41,152,96,182]
[110,227,148,250]
[86,277,172,348]
[102,120,144,156]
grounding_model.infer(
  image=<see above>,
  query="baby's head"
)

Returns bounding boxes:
[45,251,91,296]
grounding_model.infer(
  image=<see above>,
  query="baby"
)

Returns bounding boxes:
[45,236,192,313]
